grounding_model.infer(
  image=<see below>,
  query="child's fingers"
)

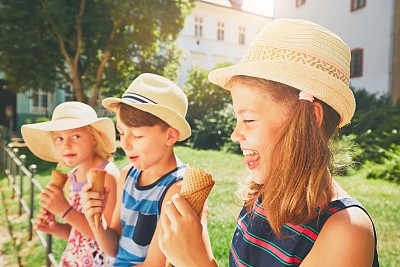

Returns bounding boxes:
[171,194,197,217]
[82,182,92,193]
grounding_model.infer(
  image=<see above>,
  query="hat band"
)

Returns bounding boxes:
[122,92,157,104]
[242,44,350,85]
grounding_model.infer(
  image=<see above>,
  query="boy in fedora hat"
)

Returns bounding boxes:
[21,101,120,266]
[159,19,379,266]
[82,73,191,266]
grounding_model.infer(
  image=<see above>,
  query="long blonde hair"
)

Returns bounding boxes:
[227,75,341,238]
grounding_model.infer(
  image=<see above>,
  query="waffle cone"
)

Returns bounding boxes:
[88,168,107,230]
[50,170,68,189]
[165,166,214,267]
[180,166,215,216]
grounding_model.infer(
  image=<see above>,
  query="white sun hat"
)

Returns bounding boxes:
[21,101,116,162]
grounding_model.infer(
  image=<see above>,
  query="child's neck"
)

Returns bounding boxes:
[138,154,179,186]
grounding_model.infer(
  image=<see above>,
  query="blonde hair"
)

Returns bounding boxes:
[55,125,113,169]
[227,75,341,238]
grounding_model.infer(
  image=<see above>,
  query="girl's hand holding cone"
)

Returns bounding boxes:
[164,165,215,267]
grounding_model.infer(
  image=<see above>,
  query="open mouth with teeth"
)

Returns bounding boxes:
[242,149,260,170]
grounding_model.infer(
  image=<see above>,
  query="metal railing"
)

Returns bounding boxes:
[0,139,57,267]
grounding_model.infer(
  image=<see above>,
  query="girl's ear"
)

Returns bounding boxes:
[312,101,324,127]
[166,127,179,146]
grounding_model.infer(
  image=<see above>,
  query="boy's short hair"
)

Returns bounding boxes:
[116,103,170,130]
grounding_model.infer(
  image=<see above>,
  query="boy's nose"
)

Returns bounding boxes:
[121,137,133,150]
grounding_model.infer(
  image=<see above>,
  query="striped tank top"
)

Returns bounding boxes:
[230,198,379,267]
[113,163,186,266]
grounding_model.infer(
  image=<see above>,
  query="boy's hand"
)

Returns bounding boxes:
[81,183,110,228]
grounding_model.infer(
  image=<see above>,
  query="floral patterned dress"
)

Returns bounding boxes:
[59,163,112,267]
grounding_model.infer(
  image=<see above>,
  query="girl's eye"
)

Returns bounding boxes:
[72,135,80,139]
[54,136,63,141]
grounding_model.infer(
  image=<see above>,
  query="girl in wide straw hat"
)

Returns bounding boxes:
[21,101,120,266]
[159,19,379,266]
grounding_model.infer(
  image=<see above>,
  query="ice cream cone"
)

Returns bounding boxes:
[165,165,215,267]
[88,168,107,230]
[50,170,68,189]
[180,166,215,216]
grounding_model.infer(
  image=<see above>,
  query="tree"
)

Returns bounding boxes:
[0,0,195,106]
[184,65,236,150]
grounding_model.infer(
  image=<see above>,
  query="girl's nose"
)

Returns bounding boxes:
[231,125,244,143]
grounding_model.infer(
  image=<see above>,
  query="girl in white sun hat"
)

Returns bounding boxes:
[21,101,120,266]
[159,19,379,267]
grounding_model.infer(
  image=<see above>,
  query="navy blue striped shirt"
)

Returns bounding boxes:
[113,163,186,266]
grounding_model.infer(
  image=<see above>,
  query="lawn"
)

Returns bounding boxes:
[0,145,399,267]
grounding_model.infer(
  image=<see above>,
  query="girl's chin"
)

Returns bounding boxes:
[250,170,265,184]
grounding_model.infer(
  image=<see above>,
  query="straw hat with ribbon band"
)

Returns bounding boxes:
[21,101,116,162]
[208,19,356,128]
[102,73,191,141]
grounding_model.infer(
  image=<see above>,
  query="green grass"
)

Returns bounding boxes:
[1,146,399,267]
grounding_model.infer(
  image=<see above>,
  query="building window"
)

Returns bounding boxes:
[350,49,363,78]
[65,84,75,101]
[296,0,306,7]
[194,16,203,37]
[239,26,245,45]
[31,89,49,113]
[217,21,224,41]
[351,0,366,11]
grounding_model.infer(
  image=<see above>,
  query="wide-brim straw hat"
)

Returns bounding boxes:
[208,19,355,127]
[21,101,116,162]
[102,73,191,141]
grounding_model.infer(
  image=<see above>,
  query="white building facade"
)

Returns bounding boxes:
[176,0,272,86]
[274,0,396,97]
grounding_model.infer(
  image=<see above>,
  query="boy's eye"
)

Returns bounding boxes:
[243,120,254,124]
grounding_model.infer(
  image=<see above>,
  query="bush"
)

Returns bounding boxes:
[366,144,400,183]
[184,65,234,150]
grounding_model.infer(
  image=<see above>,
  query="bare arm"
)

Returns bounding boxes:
[301,206,375,267]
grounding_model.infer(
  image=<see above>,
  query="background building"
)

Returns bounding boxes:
[176,0,272,86]
[274,0,400,103]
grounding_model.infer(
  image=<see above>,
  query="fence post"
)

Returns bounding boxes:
[7,143,12,186]
[11,147,19,198]
[18,154,26,216]
[29,164,37,241]
[46,234,53,267]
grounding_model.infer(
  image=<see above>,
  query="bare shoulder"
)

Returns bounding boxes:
[162,179,183,204]
[116,164,132,185]
[301,207,375,267]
